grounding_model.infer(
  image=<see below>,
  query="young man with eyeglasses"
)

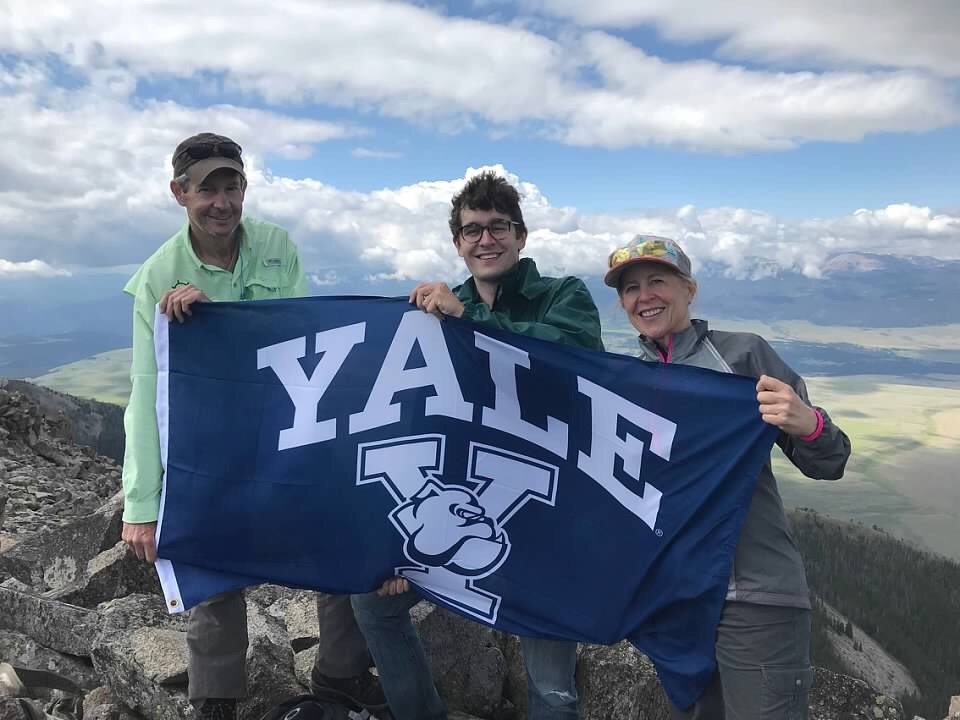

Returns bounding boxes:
[351,170,603,720]
[120,133,387,720]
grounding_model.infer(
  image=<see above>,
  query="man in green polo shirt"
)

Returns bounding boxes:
[121,133,386,720]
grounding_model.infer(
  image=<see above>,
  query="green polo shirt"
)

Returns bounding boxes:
[121,217,308,523]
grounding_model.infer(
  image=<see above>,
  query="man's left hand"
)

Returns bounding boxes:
[756,375,818,437]
[409,282,464,319]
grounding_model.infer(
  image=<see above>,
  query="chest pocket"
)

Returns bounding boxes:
[243,265,284,300]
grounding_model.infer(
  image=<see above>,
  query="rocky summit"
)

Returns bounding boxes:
[0,380,941,720]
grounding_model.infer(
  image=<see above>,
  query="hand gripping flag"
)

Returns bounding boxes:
[152,296,777,709]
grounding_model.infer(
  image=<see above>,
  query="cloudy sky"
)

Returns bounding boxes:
[1,0,959,287]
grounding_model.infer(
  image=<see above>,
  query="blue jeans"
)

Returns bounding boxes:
[520,635,579,719]
[351,590,579,720]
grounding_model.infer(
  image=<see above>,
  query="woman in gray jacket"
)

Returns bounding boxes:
[604,235,851,720]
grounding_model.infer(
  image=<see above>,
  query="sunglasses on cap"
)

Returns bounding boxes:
[176,140,243,163]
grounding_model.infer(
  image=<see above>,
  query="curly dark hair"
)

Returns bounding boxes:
[448,171,527,241]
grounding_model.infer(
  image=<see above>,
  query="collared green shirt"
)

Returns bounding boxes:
[454,257,604,352]
[121,217,308,523]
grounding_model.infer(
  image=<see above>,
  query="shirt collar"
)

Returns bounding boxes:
[637,319,709,361]
[179,220,247,271]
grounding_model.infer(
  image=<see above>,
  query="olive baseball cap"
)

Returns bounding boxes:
[172,133,245,185]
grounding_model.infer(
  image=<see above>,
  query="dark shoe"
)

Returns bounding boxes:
[195,699,237,720]
[310,670,388,711]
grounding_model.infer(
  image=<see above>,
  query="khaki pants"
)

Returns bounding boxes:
[187,590,369,701]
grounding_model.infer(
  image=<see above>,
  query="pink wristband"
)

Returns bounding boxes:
[799,408,824,442]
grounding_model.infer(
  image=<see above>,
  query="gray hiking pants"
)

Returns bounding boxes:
[669,602,813,720]
[187,590,369,701]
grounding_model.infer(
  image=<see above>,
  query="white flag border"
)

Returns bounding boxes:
[152,307,185,614]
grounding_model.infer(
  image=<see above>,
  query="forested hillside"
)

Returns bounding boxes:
[791,509,960,719]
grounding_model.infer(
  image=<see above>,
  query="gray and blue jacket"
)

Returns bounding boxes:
[635,319,851,608]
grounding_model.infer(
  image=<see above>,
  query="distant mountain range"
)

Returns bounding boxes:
[1,252,958,378]
[585,252,960,329]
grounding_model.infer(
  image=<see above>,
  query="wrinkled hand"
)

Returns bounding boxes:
[158,284,210,323]
[377,576,410,596]
[408,282,464,320]
[756,375,818,437]
[122,521,158,563]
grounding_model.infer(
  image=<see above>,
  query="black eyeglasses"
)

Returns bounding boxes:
[459,219,520,243]
[177,140,243,163]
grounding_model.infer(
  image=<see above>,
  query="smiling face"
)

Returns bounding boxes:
[455,207,526,299]
[172,168,245,242]
[618,263,696,340]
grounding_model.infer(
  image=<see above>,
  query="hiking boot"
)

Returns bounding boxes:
[195,699,237,720]
[310,669,388,711]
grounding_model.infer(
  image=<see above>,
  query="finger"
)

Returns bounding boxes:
[145,543,157,564]
[162,292,179,320]
[758,403,787,418]
[410,283,430,305]
[756,375,783,392]
[761,412,785,426]
[756,391,784,405]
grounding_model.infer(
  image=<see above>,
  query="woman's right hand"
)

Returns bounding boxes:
[756,375,819,437]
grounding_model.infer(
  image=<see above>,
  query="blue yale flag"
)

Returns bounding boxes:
[153,296,777,709]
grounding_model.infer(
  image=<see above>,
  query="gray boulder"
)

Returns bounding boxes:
[0,630,100,691]
[576,642,669,720]
[413,603,508,720]
[0,498,122,592]
[45,541,161,608]
[810,667,903,720]
[90,595,190,720]
[239,595,311,720]
[0,587,99,656]
[264,591,319,652]
[83,686,141,720]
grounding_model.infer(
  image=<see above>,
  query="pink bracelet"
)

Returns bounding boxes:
[799,408,824,442]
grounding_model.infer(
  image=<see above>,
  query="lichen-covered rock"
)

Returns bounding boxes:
[413,602,508,720]
[45,541,162,608]
[265,591,319,652]
[239,599,305,720]
[82,686,140,720]
[0,698,30,720]
[577,642,670,720]
[0,498,122,592]
[0,587,99,656]
[90,596,190,720]
[809,667,903,720]
[0,631,100,690]
[948,695,960,719]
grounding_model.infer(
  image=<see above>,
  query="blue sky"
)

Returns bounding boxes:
[1,0,958,286]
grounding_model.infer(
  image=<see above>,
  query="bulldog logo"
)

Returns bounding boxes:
[357,434,558,622]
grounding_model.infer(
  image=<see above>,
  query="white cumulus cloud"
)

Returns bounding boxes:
[0,259,71,277]
[1,0,956,151]
[526,0,960,77]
